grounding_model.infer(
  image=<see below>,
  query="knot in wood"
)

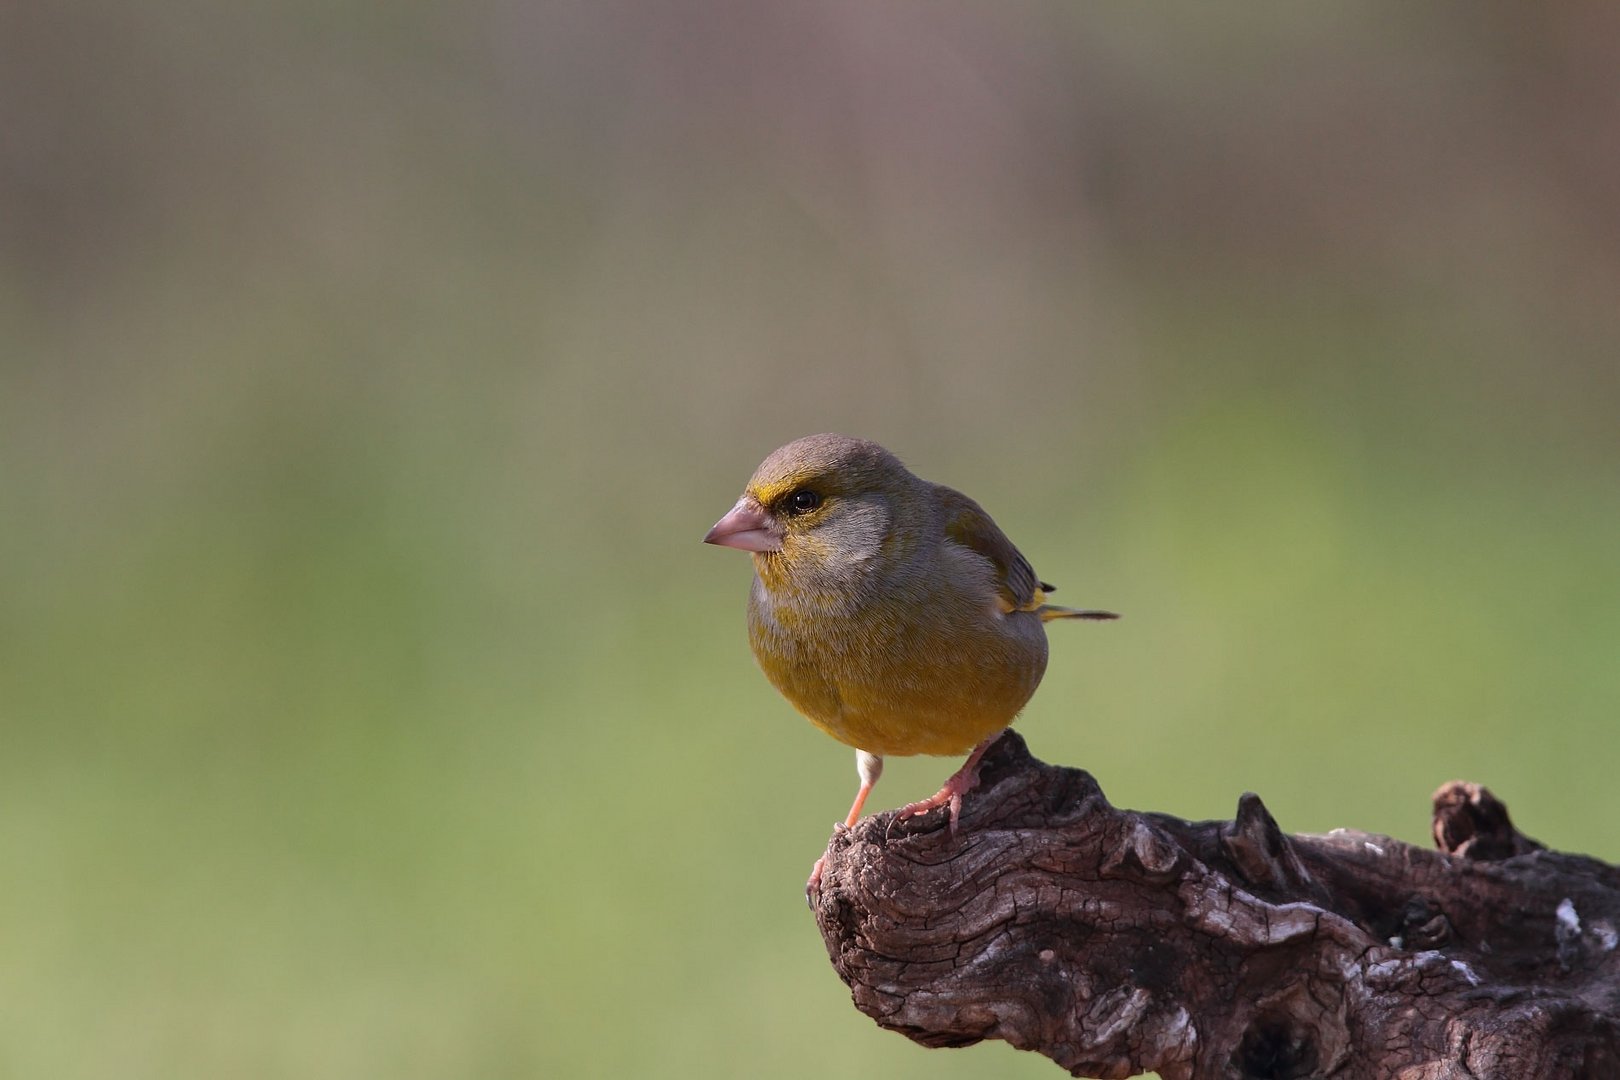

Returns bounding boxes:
[814,736,1620,1079]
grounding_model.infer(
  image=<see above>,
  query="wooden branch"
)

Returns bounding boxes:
[810,731,1620,1079]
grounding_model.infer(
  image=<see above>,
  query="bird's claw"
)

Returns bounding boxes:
[805,854,828,907]
[895,789,966,836]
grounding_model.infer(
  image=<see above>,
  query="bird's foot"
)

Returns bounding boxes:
[806,854,827,905]
[896,774,976,837]
[806,821,850,905]
[894,732,1004,838]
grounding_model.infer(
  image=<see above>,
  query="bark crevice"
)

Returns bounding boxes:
[810,731,1620,1079]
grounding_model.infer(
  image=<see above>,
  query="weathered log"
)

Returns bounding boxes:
[810,731,1620,1079]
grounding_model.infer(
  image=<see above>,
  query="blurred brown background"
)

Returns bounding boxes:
[3,3,1618,1077]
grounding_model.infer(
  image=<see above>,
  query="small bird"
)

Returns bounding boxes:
[704,434,1116,892]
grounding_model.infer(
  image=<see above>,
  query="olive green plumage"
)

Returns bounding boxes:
[707,434,1115,761]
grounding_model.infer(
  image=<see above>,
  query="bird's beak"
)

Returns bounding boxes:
[704,497,781,553]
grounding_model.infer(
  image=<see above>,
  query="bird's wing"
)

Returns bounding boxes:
[934,484,1045,613]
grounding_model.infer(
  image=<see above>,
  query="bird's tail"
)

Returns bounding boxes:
[1037,605,1120,623]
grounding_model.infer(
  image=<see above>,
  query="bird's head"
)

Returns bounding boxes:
[704,434,919,593]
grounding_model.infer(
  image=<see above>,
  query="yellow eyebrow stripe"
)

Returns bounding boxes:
[750,469,820,506]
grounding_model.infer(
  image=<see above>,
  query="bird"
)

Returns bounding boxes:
[703,434,1116,893]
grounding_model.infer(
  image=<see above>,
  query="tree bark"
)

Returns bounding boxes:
[810,731,1620,1079]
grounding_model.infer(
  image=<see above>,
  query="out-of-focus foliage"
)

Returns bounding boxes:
[3,3,1618,1077]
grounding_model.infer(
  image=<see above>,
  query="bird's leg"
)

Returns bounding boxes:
[808,751,884,900]
[844,750,884,827]
[896,730,1004,837]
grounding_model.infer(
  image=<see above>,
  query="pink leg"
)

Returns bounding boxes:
[808,751,884,901]
[841,776,877,829]
[896,730,1006,837]
[806,780,871,897]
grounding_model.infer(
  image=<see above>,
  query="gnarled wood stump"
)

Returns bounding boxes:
[810,731,1620,1079]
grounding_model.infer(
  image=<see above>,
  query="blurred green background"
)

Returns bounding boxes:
[4,3,1619,1078]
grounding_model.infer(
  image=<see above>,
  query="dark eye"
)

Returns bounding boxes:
[787,489,821,514]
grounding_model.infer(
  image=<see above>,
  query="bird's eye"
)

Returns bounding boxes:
[787,489,822,514]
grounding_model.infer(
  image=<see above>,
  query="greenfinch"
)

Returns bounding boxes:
[704,434,1116,890]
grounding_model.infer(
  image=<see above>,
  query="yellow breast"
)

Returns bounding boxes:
[747,581,1049,758]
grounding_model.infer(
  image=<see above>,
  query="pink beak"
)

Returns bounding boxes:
[704,497,781,553]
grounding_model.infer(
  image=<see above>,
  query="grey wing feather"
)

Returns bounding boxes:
[934,484,1044,611]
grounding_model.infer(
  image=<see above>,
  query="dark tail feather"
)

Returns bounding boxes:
[1038,605,1120,623]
